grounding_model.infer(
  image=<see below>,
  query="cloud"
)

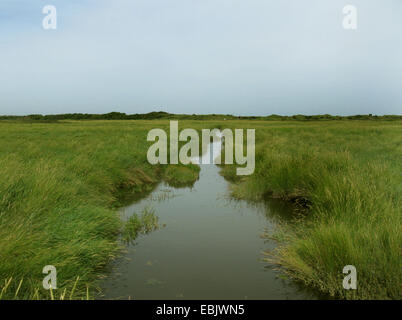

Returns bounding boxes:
[0,0,401,115]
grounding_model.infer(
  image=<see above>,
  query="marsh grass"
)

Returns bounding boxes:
[0,119,400,300]
[219,121,402,299]
[163,163,201,188]
[0,120,197,299]
[0,276,90,300]
[122,207,160,244]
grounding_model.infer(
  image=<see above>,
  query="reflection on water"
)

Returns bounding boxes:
[100,139,317,299]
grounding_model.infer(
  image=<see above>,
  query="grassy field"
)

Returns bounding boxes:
[0,119,400,299]
[220,120,402,299]
[0,120,200,299]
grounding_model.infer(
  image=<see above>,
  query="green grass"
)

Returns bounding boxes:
[0,276,90,300]
[122,207,160,244]
[219,120,402,299]
[163,164,201,188]
[0,120,198,299]
[0,119,400,299]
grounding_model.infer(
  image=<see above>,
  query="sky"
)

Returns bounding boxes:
[0,0,401,116]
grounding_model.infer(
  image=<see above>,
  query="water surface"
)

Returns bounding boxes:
[100,141,316,299]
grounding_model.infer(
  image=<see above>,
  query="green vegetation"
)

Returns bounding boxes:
[0,120,198,299]
[220,120,402,299]
[0,119,400,300]
[0,277,89,300]
[164,164,201,188]
[122,207,160,244]
[1,111,401,122]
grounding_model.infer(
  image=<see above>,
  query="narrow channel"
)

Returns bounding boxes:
[100,139,317,299]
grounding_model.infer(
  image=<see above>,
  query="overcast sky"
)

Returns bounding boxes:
[0,0,401,116]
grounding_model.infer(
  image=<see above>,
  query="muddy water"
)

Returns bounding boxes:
[100,141,316,299]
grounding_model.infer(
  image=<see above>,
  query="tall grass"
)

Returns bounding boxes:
[164,164,201,188]
[122,207,160,244]
[1,119,400,299]
[0,120,198,299]
[220,121,402,299]
[0,277,90,300]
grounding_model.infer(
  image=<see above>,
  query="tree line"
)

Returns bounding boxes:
[0,111,401,121]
